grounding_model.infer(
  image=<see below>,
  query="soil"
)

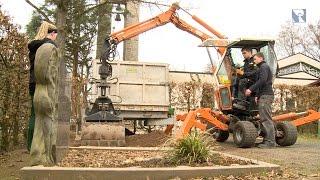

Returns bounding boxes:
[0,145,30,180]
[1,131,320,180]
[125,130,170,147]
[58,149,251,168]
[60,131,253,168]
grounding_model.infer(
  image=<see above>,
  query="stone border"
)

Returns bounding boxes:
[21,147,280,180]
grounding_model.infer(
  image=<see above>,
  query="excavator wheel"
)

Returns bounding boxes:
[207,124,229,142]
[275,121,298,146]
[233,121,258,148]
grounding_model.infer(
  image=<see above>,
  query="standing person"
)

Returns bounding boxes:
[27,21,58,151]
[233,47,257,110]
[245,52,275,148]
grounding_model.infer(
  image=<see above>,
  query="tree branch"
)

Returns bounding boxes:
[51,0,59,5]
[0,53,8,69]
[25,0,52,23]
[80,0,170,17]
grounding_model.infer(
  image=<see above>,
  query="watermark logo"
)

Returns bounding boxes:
[292,9,306,23]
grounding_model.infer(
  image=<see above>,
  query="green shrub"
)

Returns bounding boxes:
[166,130,212,165]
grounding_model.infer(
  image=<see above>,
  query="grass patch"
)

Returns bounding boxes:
[297,133,320,142]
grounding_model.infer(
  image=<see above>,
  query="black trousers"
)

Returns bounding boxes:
[237,78,254,102]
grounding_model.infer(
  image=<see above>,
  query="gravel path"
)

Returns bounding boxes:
[214,137,320,178]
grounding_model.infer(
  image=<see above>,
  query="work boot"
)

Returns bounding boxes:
[257,140,276,148]
[255,139,266,147]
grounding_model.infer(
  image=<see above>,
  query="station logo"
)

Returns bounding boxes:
[292,9,306,23]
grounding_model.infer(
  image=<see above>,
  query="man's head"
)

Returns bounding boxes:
[241,47,252,59]
[47,29,58,41]
[253,52,264,64]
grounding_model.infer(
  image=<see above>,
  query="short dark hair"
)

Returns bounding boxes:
[241,46,252,52]
[48,29,58,33]
[253,52,265,60]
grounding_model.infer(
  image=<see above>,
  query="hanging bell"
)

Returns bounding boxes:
[115,13,121,21]
[116,4,122,11]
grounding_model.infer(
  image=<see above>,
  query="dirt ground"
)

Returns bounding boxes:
[1,131,320,180]
[125,130,170,147]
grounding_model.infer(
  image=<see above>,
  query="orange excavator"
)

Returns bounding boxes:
[85,2,320,147]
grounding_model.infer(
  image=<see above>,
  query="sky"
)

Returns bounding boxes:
[1,0,320,72]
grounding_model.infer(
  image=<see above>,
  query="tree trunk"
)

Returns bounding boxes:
[1,76,11,151]
[123,1,140,61]
[12,72,21,146]
[53,0,72,163]
[96,0,111,59]
[71,1,81,124]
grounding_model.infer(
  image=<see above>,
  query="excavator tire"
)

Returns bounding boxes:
[207,124,229,142]
[275,121,298,146]
[233,121,257,148]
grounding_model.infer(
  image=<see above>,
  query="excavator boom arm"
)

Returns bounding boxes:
[110,3,179,43]
[107,3,225,56]
[272,110,320,127]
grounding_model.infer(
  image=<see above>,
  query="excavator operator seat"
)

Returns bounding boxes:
[199,38,277,112]
[199,38,277,86]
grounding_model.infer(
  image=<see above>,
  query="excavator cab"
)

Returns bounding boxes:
[200,38,277,115]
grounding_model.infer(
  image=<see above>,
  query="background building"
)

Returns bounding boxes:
[275,53,320,85]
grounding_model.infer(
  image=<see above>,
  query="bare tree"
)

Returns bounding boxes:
[276,20,303,58]
[301,20,320,60]
[276,19,320,60]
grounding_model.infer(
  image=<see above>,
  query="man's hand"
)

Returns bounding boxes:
[245,89,252,96]
[255,97,259,103]
[236,69,244,76]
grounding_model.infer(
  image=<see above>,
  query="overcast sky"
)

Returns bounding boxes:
[1,0,320,71]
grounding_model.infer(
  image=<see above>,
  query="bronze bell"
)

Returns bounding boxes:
[116,3,122,11]
[115,13,121,21]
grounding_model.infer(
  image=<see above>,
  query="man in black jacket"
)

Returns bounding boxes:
[245,52,275,148]
[233,47,257,110]
[27,21,58,152]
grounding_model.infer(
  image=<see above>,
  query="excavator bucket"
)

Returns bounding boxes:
[81,121,125,146]
[79,105,126,146]
[80,109,125,146]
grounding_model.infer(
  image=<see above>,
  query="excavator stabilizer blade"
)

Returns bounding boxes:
[291,110,320,127]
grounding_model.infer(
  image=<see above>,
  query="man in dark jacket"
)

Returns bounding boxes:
[27,22,58,152]
[245,52,275,148]
[233,47,257,110]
